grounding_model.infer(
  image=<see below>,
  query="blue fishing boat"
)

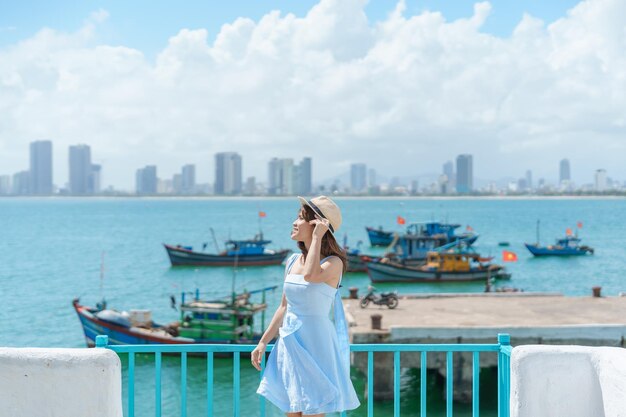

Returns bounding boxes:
[365,226,396,246]
[525,236,594,256]
[405,222,479,246]
[72,286,277,348]
[366,222,478,248]
[524,221,594,256]
[164,233,290,266]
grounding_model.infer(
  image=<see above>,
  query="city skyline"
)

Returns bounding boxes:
[1,0,625,189]
[1,140,623,196]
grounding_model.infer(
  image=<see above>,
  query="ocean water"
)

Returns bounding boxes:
[1,197,624,416]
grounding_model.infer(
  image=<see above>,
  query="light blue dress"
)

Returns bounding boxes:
[257,253,360,415]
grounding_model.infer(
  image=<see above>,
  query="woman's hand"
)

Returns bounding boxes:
[310,216,330,239]
[251,341,267,371]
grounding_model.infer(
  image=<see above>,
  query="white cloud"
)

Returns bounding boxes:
[0,0,625,189]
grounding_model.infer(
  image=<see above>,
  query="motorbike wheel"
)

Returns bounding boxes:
[359,298,370,308]
[386,296,399,309]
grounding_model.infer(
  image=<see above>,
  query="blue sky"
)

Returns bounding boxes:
[1,0,624,189]
[1,0,581,57]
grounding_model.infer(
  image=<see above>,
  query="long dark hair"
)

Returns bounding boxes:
[297,205,348,274]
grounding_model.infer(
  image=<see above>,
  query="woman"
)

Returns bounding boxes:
[252,196,360,416]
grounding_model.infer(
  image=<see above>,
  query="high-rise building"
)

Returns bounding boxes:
[181,164,196,193]
[268,158,294,195]
[350,163,367,193]
[443,161,455,189]
[29,140,53,195]
[368,168,377,188]
[136,165,158,194]
[12,171,30,195]
[525,170,533,190]
[268,158,281,195]
[244,176,257,195]
[595,169,607,192]
[559,159,571,184]
[411,180,420,195]
[294,157,312,195]
[455,154,473,194]
[214,152,242,195]
[69,145,92,195]
[268,157,311,195]
[90,164,101,194]
[172,173,183,194]
[0,175,11,195]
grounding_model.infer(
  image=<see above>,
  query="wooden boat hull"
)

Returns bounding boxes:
[73,301,259,348]
[164,244,290,266]
[524,243,594,256]
[365,261,510,283]
[347,252,368,272]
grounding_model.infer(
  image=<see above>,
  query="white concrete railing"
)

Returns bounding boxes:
[511,345,626,417]
[0,348,122,417]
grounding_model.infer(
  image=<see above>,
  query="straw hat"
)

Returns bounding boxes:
[297,195,342,233]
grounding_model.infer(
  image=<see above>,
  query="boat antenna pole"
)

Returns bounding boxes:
[210,227,220,252]
[536,219,540,245]
[99,251,106,309]
[232,248,239,304]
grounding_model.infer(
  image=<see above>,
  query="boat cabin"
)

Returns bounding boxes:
[424,251,484,272]
[179,298,266,342]
[394,235,448,259]
[224,238,272,256]
[552,236,582,249]
[406,222,461,239]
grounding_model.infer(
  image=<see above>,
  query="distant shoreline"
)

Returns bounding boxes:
[0,195,624,201]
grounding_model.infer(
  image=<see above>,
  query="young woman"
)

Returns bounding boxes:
[252,196,360,416]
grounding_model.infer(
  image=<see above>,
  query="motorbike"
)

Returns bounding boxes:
[359,286,399,309]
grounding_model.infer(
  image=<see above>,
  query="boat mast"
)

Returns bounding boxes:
[232,246,239,304]
[210,227,220,252]
[536,219,540,245]
[99,251,105,304]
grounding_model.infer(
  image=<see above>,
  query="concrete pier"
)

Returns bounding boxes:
[344,293,626,402]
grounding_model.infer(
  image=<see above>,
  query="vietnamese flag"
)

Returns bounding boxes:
[466,225,473,232]
[258,211,267,218]
[397,216,406,225]
[566,228,573,236]
[577,221,583,229]
[502,250,518,262]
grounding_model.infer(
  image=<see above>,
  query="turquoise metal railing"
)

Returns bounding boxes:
[96,333,511,417]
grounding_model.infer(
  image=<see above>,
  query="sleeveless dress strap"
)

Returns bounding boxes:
[285,253,299,276]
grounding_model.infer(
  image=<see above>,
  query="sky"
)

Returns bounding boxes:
[1,0,624,190]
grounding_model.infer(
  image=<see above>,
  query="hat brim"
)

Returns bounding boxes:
[297,196,335,234]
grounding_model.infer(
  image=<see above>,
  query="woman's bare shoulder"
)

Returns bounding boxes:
[321,255,343,269]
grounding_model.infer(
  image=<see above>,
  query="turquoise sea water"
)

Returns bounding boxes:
[1,197,624,416]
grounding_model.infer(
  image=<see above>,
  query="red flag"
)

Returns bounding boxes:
[466,225,473,232]
[566,228,573,236]
[577,221,583,229]
[502,250,518,262]
[397,216,406,225]
[258,211,267,218]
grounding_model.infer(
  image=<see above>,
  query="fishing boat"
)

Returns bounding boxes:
[343,238,382,272]
[405,222,479,246]
[524,220,594,256]
[365,226,395,246]
[525,236,594,256]
[73,286,277,347]
[365,244,510,283]
[164,233,290,266]
[366,222,478,248]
